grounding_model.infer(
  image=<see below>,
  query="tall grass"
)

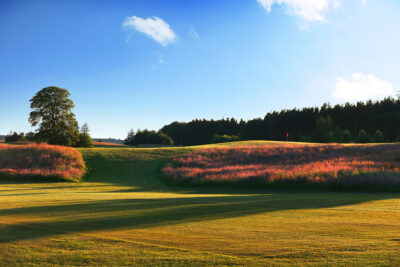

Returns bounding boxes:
[0,143,85,182]
[163,143,400,191]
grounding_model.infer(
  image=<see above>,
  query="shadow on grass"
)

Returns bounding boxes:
[1,192,398,244]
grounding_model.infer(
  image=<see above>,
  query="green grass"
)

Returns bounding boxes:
[1,141,400,266]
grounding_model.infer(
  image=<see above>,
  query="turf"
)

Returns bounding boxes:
[1,141,400,266]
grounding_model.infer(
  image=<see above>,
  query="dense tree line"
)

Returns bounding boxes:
[124,129,173,146]
[161,98,400,145]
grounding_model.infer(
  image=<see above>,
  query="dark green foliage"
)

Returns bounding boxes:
[25,132,36,141]
[332,128,344,143]
[76,123,94,147]
[76,133,94,147]
[161,118,240,146]
[123,129,135,146]
[211,134,239,143]
[342,130,352,143]
[357,130,373,143]
[374,130,384,143]
[124,129,173,146]
[161,98,400,145]
[29,86,79,146]
[312,116,333,142]
[5,132,25,142]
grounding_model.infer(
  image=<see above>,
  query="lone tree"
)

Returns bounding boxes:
[29,86,79,146]
[76,122,94,147]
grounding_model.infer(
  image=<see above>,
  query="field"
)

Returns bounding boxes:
[0,143,85,182]
[163,143,400,191]
[1,141,400,266]
[93,141,127,148]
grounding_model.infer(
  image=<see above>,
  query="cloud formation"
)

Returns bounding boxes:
[123,16,176,46]
[256,0,340,22]
[332,73,394,102]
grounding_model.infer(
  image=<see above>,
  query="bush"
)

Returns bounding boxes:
[125,129,173,146]
[357,129,373,143]
[332,128,343,143]
[342,130,352,143]
[5,132,25,142]
[312,116,333,142]
[211,134,240,143]
[0,143,86,181]
[76,133,94,147]
[374,130,384,143]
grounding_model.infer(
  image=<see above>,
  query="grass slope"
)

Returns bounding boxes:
[0,141,400,266]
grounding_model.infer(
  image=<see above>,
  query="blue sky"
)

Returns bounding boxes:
[1,0,399,138]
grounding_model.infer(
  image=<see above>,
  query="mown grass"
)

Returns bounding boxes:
[0,141,400,266]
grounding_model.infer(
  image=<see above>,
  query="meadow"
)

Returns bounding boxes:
[0,143,85,182]
[0,141,400,266]
[163,143,400,191]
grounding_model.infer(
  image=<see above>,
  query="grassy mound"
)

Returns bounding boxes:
[163,143,400,191]
[0,143,85,182]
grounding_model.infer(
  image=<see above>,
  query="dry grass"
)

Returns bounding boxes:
[93,141,127,147]
[163,143,400,191]
[0,143,86,181]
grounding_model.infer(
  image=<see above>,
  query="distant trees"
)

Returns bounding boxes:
[160,97,400,145]
[124,129,173,146]
[76,123,94,147]
[211,134,239,143]
[374,130,384,143]
[5,132,25,142]
[29,86,79,146]
[357,130,373,143]
[123,129,135,146]
[312,116,333,142]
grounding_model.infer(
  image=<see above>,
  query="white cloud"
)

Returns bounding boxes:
[256,0,340,22]
[123,16,176,46]
[332,73,395,102]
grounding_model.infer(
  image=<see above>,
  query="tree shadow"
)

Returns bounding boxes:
[1,192,398,244]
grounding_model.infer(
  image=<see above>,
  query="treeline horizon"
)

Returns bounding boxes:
[160,97,400,146]
[4,95,400,146]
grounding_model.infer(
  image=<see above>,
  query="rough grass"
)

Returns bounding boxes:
[93,141,127,148]
[0,141,400,266]
[0,143,85,182]
[163,143,400,191]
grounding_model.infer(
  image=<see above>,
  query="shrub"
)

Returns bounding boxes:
[374,130,384,143]
[0,143,86,182]
[332,128,343,143]
[76,133,94,147]
[342,130,352,143]
[5,132,25,142]
[124,129,173,146]
[312,116,333,142]
[211,134,239,143]
[357,129,373,143]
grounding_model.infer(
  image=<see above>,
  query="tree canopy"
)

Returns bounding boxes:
[29,86,79,146]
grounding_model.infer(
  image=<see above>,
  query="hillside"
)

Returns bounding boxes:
[0,142,400,266]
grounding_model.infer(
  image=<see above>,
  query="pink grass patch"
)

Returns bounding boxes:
[0,143,86,181]
[163,143,400,190]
